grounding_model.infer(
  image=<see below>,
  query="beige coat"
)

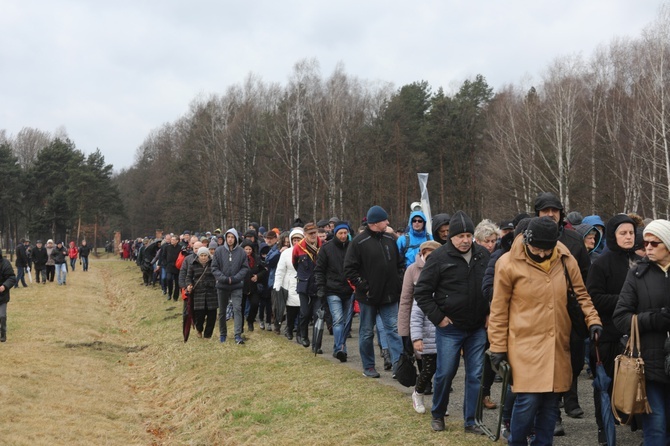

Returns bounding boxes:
[488,238,601,393]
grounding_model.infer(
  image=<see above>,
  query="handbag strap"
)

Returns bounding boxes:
[560,257,575,293]
[625,314,641,357]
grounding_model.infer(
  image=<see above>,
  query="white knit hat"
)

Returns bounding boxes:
[643,219,670,248]
[197,247,211,257]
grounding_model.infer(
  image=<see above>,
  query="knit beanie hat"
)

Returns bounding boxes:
[448,210,475,237]
[208,240,218,250]
[197,247,210,257]
[643,219,670,249]
[333,223,350,234]
[366,205,388,224]
[525,217,559,250]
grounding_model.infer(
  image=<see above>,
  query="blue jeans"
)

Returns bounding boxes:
[56,263,67,285]
[358,302,403,371]
[70,257,77,271]
[15,267,27,287]
[509,392,559,446]
[431,325,486,425]
[376,313,388,349]
[642,380,670,445]
[81,256,89,271]
[326,294,353,354]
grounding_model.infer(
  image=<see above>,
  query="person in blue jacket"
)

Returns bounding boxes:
[397,210,432,268]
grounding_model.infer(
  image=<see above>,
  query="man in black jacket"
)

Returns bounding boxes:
[14,238,30,288]
[79,240,92,272]
[315,222,354,362]
[163,235,183,301]
[534,192,591,426]
[414,210,490,435]
[0,257,17,341]
[344,206,404,378]
[32,240,49,284]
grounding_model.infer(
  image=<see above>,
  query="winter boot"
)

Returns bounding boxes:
[0,316,7,342]
[382,348,392,371]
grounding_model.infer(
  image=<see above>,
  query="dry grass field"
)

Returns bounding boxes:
[0,257,489,446]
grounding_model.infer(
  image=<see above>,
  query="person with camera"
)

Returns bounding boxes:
[613,219,670,444]
[488,217,602,445]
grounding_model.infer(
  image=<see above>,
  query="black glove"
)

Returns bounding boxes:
[589,324,603,342]
[649,310,670,331]
[490,352,507,370]
[316,288,326,300]
[355,278,369,293]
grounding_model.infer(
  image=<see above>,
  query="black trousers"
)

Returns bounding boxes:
[298,292,321,339]
[194,308,217,338]
[35,267,47,283]
[46,265,55,282]
[286,306,300,335]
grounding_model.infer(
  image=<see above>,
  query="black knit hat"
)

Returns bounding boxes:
[449,210,475,237]
[525,217,559,250]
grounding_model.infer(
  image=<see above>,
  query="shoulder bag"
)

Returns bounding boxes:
[611,314,652,424]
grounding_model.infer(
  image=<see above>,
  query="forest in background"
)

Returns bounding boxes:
[2,6,670,240]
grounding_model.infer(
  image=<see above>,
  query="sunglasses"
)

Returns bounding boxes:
[412,219,423,223]
[643,240,664,248]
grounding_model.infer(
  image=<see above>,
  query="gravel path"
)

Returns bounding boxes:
[286,314,643,445]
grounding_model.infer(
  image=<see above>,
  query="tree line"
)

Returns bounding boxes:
[114,7,670,236]
[4,6,669,241]
[0,131,123,251]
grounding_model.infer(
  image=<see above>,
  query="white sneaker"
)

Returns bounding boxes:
[412,390,426,414]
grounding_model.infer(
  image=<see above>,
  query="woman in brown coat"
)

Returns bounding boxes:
[488,217,602,446]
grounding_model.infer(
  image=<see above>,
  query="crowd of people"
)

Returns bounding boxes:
[129,193,670,445]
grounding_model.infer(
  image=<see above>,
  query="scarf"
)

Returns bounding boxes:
[302,239,319,262]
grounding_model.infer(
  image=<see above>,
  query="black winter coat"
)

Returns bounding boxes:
[163,243,183,275]
[315,238,352,297]
[586,214,640,343]
[15,244,30,268]
[32,246,49,269]
[613,258,670,384]
[79,245,92,257]
[559,227,591,281]
[414,241,490,331]
[51,245,68,264]
[0,258,16,305]
[186,260,218,311]
[344,227,403,306]
[242,253,267,296]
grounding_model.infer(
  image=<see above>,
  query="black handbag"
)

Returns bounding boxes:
[394,352,417,387]
[562,258,589,339]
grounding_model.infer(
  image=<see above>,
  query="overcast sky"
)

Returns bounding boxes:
[1,1,665,171]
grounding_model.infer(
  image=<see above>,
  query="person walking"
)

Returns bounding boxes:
[32,240,48,284]
[186,247,218,339]
[344,205,404,378]
[0,256,17,341]
[79,240,91,272]
[211,229,249,344]
[68,241,79,271]
[45,239,56,282]
[51,241,68,286]
[488,216,602,445]
[14,238,30,288]
[613,219,670,445]
[413,210,491,434]
[292,222,323,348]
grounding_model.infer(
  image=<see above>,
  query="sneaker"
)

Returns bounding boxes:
[259,321,265,330]
[464,425,486,435]
[431,417,445,431]
[412,391,426,414]
[235,336,245,345]
[363,368,380,378]
[219,335,226,343]
[483,395,498,410]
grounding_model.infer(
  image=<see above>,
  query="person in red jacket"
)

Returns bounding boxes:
[68,241,79,271]
[292,222,323,349]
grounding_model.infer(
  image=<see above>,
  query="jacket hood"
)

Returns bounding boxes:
[573,223,603,253]
[289,228,304,247]
[605,214,636,252]
[224,228,239,248]
[432,213,451,244]
[582,215,605,228]
[407,210,428,237]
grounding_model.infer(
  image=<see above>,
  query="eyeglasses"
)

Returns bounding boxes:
[412,219,423,223]
[643,240,664,248]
